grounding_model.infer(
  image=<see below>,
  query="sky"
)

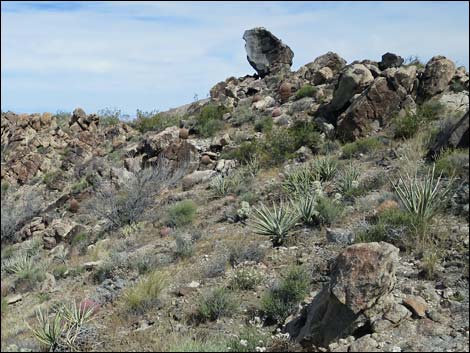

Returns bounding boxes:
[1,1,469,117]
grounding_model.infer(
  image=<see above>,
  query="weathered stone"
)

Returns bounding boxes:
[243,27,294,78]
[285,242,399,347]
[427,110,469,159]
[329,64,374,113]
[379,52,404,70]
[312,66,334,85]
[418,56,456,101]
[182,170,216,190]
[279,82,293,102]
[301,52,347,80]
[403,295,427,318]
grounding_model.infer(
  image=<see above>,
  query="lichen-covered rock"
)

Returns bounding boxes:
[418,56,456,101]
[243,27,294,78]
[285,242,399,347]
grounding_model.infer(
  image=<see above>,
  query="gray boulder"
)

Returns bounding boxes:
[329,64,374,113]
[243,27,294,78]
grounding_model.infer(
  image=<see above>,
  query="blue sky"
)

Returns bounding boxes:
[1,1,469,116]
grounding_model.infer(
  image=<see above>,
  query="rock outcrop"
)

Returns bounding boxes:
[243,27,294,78]
[418,56,456,102]
[286,242,399,347]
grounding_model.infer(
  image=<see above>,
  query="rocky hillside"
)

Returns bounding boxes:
[1,27,468,352]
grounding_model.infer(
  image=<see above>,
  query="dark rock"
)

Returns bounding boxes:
[379,52,404,70]
[243,27,294,78]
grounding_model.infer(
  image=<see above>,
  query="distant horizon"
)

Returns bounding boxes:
[2,1,469,116]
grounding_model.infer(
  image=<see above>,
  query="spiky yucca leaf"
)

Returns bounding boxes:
[293,194,318,226]
[282,164,319,195]
[338,163,360,194]
[210,175,229,197]
[61,300,97,328]
[312,156,338,182]
[26,309,64,351]
[251,202,298,246]
[392,164,454,221]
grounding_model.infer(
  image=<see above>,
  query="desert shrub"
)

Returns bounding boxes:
[204,254,228,278]
[435,148,469,178]
[227,242,266,266]
[393,111,420,139]
[196,287,237,321]
[294,84,317,100]
[166,200,197,227]
[53,110,71,128]
[229,266,262,290]
[221,140,262,165]
[2,254,45,290]
[342,136,383,158]
[88,154,191,230]
[232,103,256,126]
[262,128,297,165]
[355,223,388,243]
[251,202,299,246]
[53,265,68,279]
[311,156,338,181]
[288,120,321,153]
[195,104,228,137]
[173,233,194,259]
[239,191,259,204]
[262,266,310,323]
[132,109,180,133]
[97,107,122,126]
[123,271,166,314]
[418,100,445,121]
[92,261,114,284]
[209,175,230,197]
[315,196,344,226]
[254,116,273,132]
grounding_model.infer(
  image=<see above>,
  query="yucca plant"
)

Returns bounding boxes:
[243,156,261,178]
[61,300,98,328]
[26,308,65,351]
[3,254,34,275]
[312,156,338,182]
[251,202,299,246]
[282,164,319,195]
[210,175,230,197]
[392,164,454,222]
[338,163,361,195]
[293,194,318,226]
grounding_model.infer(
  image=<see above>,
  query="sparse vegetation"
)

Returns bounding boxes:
[229,266,262,290]
[294,84,317,100]
[262,266,310,323]
[342,136,384,158]
[194,103,228,137]
[132,109,180,133]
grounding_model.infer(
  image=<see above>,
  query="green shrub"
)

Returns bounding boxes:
[71,177,89,194]
[435,148,469,178]
[251,202,299,246]
[195,104,228,137]
[288,120,321,152]
[294,84,317,100]
[355,223,388,243]
[342,136,383,158]
[293,194,318,226]
[254,116,273,132]
[197,287,237,321]
[418,101,445,122]
[43,170,62,189]
[221,140,262,165]
[315,196,343,226]
[393,112,420,139]
[166,200,197,227]
[262,266,310,323]
[123,271,166,314]
[52,265,68,279]
[338,163,361,197]
[262,128,297,166]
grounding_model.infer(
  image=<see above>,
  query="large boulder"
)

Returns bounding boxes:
[300,52,347,83]
[285,242,399,347]
[243,27,294,78]
[378,52,404,70]
[329,64,374,113]
[427,110,469,160]
[418,56,456,102]
[336,76,407,140]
